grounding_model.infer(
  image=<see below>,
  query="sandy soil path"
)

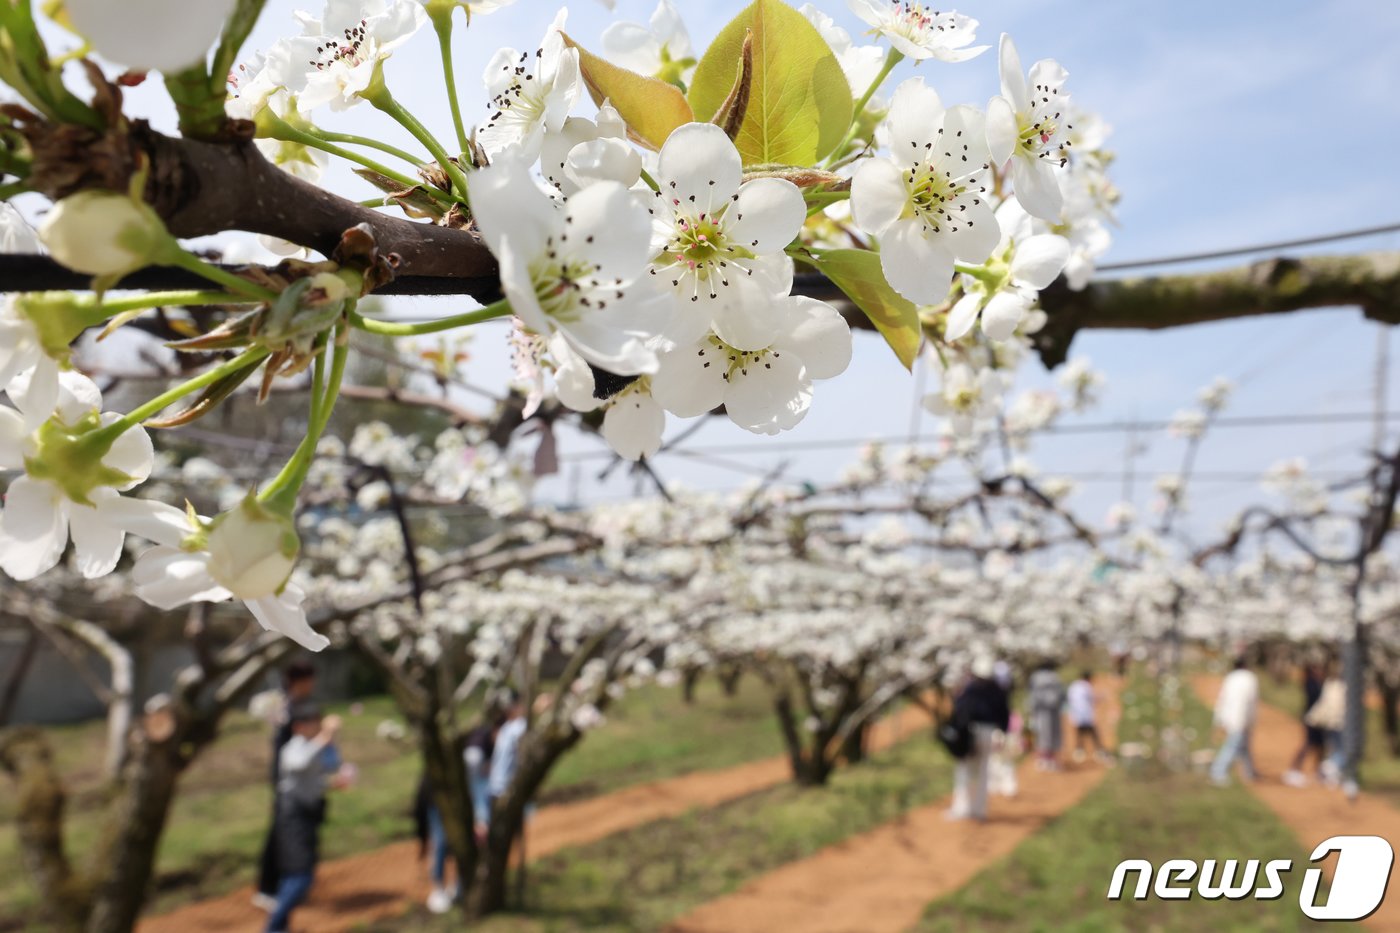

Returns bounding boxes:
[140,703,932,933]
[668,680,1121,933]
[1191,675,1400,933]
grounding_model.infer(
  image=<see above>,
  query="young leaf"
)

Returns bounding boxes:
[711,28,753,142]
[812,249,922,370]
[561,33,694,151]
[688,0,852,167]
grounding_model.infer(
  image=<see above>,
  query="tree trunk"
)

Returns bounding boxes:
[681,667,701,705]
[1376,672,1400,757]
[83,735,185,933]
[840,721,867,765]
[466,727,580,918]
[0,728,86,932]
[719,666,742,697]
[419,715,477,910]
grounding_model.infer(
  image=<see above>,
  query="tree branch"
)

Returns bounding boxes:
[9,120,1400,369]
[1030,253,1400,366]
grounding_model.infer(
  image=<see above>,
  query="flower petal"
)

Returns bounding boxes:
[132,547,230,609]
[1011,234,1071,289]
[101,497,191,548]
[602,391,665,461]
[851,157,908,238]
[944,292,982,342]
[564,181,654,282]
[780,297,852,380]
[711,277,787,352]
[100,419,156,489]
[0,477,67,580]
[880,220,954,306]
[0,406,28,470]
[727,178,805,255]
[1010,156,1064,221]
[887,78,945,152]
[247,586,329,653]
[657,123,743,217]
[724,350,812,436]
[466,157,557,260]
[650,339,728,418]
[69,491,124,579]
[985,95,1018,166]
[980,290,1029,341]
[998,34,1029,112]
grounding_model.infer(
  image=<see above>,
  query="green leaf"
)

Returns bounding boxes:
[688,0,852,167]
[811,249,922,370]
[561,33,694,151]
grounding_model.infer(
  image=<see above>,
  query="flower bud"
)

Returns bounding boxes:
[205,497,300,601]
[38,191,172,278]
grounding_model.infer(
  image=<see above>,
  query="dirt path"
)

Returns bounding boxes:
[1190,675,1400,933]
[140,703,932,933]
[669,679,1121,933]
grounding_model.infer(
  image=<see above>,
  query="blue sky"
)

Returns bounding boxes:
[85,0,1400,538]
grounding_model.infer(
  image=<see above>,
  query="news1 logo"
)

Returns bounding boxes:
[1107,836,1394,921]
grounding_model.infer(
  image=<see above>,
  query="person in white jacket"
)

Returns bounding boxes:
[1210,658,1259,785]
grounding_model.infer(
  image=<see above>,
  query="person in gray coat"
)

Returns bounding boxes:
[1027,660,1066,771]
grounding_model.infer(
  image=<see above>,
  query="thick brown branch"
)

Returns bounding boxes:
[1030,252,1400,366]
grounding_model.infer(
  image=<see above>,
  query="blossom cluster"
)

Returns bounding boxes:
[0,0,1119,650]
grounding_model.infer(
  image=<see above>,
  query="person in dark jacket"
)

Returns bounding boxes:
[946,657,1011,822]
[254,661,317,912]
[1284,661,1327,786]
[266,701,347,933]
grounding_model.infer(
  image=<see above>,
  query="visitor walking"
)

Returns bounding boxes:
[487,694,528,812]
[946,657,1011,821]
[266,702,349,933]
[1284,661,1327,787]
[1067,671,1109,763]
[1304,668,1347,785]
[988,660,1020,796]
[1210,658,1259,786]
[254,661,317,913]
[1027,661,1066,770]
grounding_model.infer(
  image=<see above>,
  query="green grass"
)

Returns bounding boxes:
[916,674,1316,933]
[0,677,779,929]
[366,728,954,933]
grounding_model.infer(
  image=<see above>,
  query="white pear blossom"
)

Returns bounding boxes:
[799,5,886,99]
[601,0,694,85]
[550,334,665,462]
[851,79,998,305]
[478,10,581,159]
[945,200,1068,342]
[924,362,1004,435]
[650,296,852,436]
[0,299,55,397]
[66,0,236,74]
[0,203,40,254]
[469,158,661,375]
[0,373,154,580]
[1057,357,1104,411]
[986,34,1071,220]
[126,501,328,651]
[845,1,986,63]
[539,104,642,196]
[648,123,806,351]
[276,0,428,112]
